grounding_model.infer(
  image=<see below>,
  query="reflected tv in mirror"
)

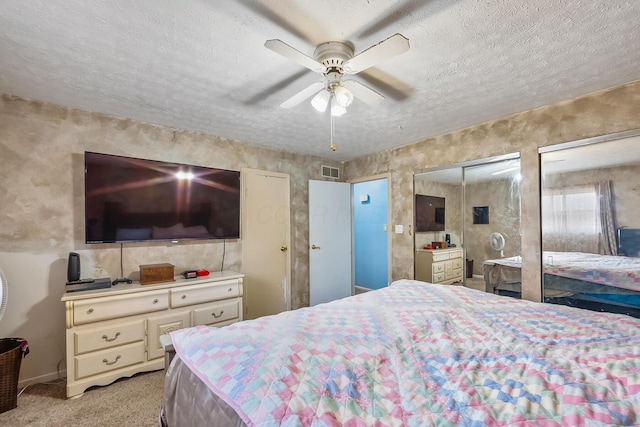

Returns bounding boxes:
[415,194,445,232]
[85,152,240,243]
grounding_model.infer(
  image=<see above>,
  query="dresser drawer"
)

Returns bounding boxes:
[171,280,239,308]
[452,258,463,269]
[73,290,169,325]
[432,252,450,262]
[432,262,445,273]
[74,341,145,380]
[453,268,463,280]
[147,311,191,360]
[432,272,445,283]
[448,249,463,259]
[192,299,240,326]
[74,320,144,355]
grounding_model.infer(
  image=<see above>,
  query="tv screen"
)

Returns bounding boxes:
[85,152,240,243]
[415,194,445,232]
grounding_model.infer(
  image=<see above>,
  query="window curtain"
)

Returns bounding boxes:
[597,180,618,255]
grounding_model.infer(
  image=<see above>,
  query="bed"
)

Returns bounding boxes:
[160,280,640,426]
[483,251,640,316]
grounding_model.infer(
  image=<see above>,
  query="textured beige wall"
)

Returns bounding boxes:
[344,80,640,303]
[0,94,340,383]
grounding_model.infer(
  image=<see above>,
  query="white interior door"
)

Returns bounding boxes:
[309,180,352,305]
[242,169,291,319]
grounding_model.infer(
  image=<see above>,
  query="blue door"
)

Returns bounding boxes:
[353,179,389,290]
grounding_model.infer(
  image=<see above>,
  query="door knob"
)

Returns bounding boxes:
[280,246,288,252]
[311,244,320,250]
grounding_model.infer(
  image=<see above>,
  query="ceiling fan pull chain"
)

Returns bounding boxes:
[330,112,336,151]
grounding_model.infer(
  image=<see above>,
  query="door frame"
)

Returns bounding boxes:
[348,173,392,289]
[241,168,292,315]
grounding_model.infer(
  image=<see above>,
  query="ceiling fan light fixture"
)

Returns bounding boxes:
[330,97,346,117]
[311,89,330,112]
[333,85,353,108]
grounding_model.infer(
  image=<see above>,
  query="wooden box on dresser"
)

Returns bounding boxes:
[415,248,464,284]
[61,271,243,398]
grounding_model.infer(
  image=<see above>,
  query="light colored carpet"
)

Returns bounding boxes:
[0,370,164,426]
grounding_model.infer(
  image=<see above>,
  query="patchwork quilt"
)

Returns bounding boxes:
[171,280,640,426]
[487,251,640,292]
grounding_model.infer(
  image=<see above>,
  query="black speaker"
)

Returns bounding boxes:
[445,233,451,244]
[67,252,80,282]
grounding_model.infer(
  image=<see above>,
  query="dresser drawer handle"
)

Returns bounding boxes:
[102,332,121,342]
[228,287,232,292]
[152,299,159,304]
[181,295,186,299]
[212,310,224,319]
[102,355,121,366]
[87,308,94,314]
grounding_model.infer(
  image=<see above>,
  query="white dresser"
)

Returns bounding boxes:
[415,248,464,284]
[61,271,243,398]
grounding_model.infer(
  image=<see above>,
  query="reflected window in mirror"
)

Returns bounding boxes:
[540,132,640,318]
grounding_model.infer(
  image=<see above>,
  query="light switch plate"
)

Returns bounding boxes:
[395,225,403,234]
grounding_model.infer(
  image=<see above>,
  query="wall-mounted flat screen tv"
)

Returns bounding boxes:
[85,152,240,243]
[415,194,445,232]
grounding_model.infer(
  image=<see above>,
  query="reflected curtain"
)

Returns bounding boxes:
[541,184,599,253]
[597,180,618,255]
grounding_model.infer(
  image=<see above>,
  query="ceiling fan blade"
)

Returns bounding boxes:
[280,81,325,109]
[343,33,410,74]
[342,80,385,106]
[265,39,325,73]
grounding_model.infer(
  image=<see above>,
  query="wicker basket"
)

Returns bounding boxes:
[0,338,24,413]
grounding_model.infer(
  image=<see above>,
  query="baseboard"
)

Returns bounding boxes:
[18,369,66,389]
[354,286,371,294]
[472,274,484,280]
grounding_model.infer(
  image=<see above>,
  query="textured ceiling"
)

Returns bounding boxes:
[1,1,639,161]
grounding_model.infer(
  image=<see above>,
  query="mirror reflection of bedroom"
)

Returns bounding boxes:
[414,156,522,294]
[540,134,640,317]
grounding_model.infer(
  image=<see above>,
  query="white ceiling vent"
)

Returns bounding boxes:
[321,165,339,180]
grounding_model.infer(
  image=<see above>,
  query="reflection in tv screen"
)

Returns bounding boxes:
[84,152,240,243]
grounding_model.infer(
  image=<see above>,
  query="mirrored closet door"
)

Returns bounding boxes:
[414,155,522,295]
[464,159,522,297]
[540,131,640,317]
[414,167,464,286]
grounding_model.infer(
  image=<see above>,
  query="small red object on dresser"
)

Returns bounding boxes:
[196,269,209,277]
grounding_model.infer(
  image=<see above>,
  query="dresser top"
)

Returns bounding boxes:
[61,270,243,302]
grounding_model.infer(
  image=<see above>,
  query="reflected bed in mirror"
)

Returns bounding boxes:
[484,243,640,317]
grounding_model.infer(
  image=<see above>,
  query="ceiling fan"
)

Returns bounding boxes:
[264,33,410,116]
